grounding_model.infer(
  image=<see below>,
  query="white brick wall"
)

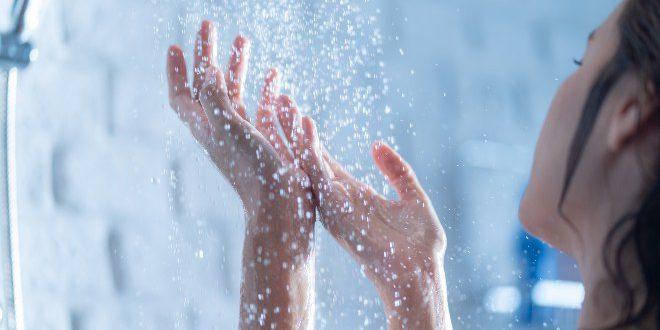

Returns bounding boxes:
[10,0,618,329]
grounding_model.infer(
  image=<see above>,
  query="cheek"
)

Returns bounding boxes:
[520,72,585,249]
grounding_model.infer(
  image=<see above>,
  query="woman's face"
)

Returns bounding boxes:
[520,4,624,253]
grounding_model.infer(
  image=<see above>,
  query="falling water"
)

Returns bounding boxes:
[155,0,400,328]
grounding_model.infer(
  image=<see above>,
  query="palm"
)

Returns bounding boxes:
[287,117,446,294]
[322,167,444,285]
[166,21,314,234]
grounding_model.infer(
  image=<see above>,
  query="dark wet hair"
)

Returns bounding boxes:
[559,0,660,328]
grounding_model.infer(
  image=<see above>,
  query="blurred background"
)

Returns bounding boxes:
[1,0,619,328]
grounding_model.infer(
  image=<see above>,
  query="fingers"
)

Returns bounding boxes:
[167,45,211,143]
[193,20,217,102]
[226,36,251,101]
[199,65,277,159]
[254,69,292,162]
[263,68,281,101]
[275,94,302,158]
[296,117,373,245]
[167,46,192,105]
[372,141,425,201]
[275,95,297,143]
[226,36,251,120]
[199,66,236,136]
[255,68,281,125]
[296,117,337,195]
[321,148,355,182]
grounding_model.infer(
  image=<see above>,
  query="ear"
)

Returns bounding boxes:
[607,83,657,151]
[607,99,641,150]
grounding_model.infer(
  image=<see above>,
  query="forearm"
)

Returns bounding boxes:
[239,214,315,329]
[381,266,452,330]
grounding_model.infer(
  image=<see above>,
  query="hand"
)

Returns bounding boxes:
[166,21,315,329]
[287,115,452,329]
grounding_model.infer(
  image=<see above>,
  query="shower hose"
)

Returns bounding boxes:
[0,68,24,330]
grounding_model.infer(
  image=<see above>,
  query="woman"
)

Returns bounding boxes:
[166,0,660,328]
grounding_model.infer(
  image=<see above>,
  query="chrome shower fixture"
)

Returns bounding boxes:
[9,0,42,41]
[0,1,44,329]
[1,0,38,69]
[0,35,33,69]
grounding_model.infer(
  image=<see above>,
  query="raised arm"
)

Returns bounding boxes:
[278,108,452,329]
[166,21,315,329]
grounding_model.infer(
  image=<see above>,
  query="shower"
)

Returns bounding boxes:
[0,0,41,329]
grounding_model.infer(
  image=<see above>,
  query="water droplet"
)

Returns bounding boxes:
[195,249,204,259]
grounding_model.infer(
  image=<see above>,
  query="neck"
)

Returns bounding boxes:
[578,251,632,329]
[560,138,658,328]
[572,156,648,329]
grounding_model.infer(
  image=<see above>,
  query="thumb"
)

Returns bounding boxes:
[296,117,359,241]
[296,117,334,191]
[199,66,234,132]
[372,141,426,201]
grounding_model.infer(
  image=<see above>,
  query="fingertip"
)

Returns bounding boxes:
[287,100,303,135]
[372,141,405,175]
[298,116,319,169]
[198,20,217,58]
[235,34,251,45]
[168,46,185,65]
[263,69,281,99]
[201,20,214,32]
[168,45,183,57]
[371,140,392,159]
[274,95,299,143]
[266,68,280,88]
[167,46,184,74]
[268,68,279,79]
[276,95,296,112]
[304,117,324,150]
[301,116,315,135]
[233,35,252,54]
[167,46,191,100]
[372,140,385,152]
[197,21,209,42]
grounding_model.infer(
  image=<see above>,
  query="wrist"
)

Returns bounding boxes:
[240,229,316,329]
[240,255,315,329]
[379,257,451,329]
[239,210,316,329]
[245,208,314,257]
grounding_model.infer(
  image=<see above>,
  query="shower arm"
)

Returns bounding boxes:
[10,0,30,39]
[1,0,35,70]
